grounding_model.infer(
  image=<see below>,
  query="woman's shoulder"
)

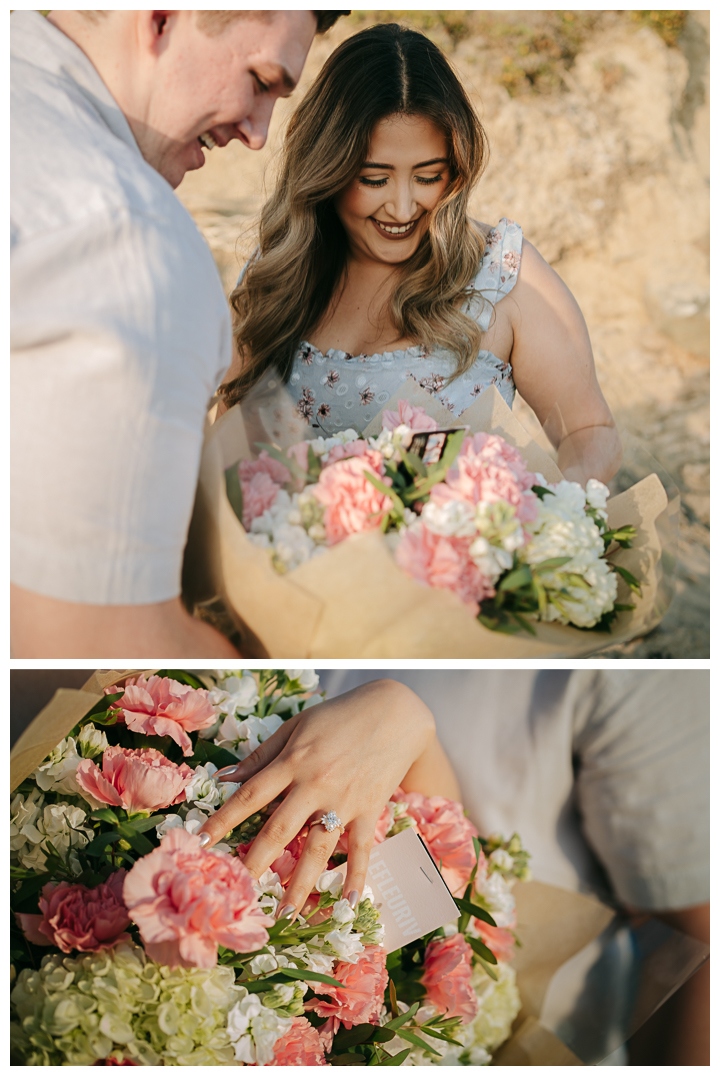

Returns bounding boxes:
[470,218,523,295]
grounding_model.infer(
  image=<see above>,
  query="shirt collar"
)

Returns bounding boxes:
[11,10,140,156]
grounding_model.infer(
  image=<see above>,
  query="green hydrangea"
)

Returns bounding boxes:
[10,942,245,1066]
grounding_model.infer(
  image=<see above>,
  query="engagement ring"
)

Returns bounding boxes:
[309,811,343,832]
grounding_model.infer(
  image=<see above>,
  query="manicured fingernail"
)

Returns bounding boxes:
[197,833,212,848]
[215,765,239,778]
[277,904,295,921]
[348,890,359,909]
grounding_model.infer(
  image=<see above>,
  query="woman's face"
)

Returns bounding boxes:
[335,113,451,266]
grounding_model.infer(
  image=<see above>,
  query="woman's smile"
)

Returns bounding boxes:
[371,216,421,239]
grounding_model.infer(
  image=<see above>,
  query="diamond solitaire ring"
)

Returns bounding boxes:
[309,811,343,832]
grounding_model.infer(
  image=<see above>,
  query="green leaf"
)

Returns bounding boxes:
[118,825,154,856]
[224,463,244,525]
[615,565,643,594]
[454,897,497,927]
[531,556,573,574]
[155,670,204,689]
[377,1048,412,1065]
[126,814,165,835]
[475,956,499,981]
[279,967,345,987]
[498,565,533,592]
[90,808,120,825]
[333,1024,376,1052]
[331,1052,368,1065]
[382,1001,420,1031]
[532,484,554,498]
[419,1025,464,1048]
[398,448,427,479]
[11,873,53,907]
[363,470,405,515]
[395,1029,441,1056]
[82,831,121,857]
[190,739,239,770]
[468,936,498,964]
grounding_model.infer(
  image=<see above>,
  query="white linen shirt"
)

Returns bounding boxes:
[11,11,231,604]
[318,669,709,913]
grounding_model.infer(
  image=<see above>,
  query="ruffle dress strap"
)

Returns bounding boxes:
[465,218,524,329]
[236,244,261,288]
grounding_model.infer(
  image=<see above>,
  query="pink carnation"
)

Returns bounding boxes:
[475,920,516,963]
[106,675,216,757]
[76,745,194,814]
[239,450,292,486]
[306,946,388,1032]
[323,439,371,466]
[395,526,495,614]
[16,870,131,954]
[422,934,478,1023]
[123,830,272,969]
[241,471,282,529]
[433,432,537,524]
[382,399,439,432]
[402,790,481,896]
[287,441,309,472]
[314,453,393,545]
[253,1017,327,1067]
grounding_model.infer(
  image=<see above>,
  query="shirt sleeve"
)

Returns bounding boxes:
[11,205,232,604]
[570,670,709,911]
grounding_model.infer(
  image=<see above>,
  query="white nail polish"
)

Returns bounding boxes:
[197,833,212,848]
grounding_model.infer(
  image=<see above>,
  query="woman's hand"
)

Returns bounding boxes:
[198,679,436,918]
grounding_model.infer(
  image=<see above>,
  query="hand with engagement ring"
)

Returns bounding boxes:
[196,679,457,920]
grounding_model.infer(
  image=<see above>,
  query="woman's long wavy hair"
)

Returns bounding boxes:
[224,23,490,405]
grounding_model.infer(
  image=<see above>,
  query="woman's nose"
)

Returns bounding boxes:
[385,184,416,222]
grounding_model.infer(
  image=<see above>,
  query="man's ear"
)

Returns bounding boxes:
[138,10,178,58]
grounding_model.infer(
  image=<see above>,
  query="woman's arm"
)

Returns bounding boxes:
[504,239,622,485]
[199,679,444,914]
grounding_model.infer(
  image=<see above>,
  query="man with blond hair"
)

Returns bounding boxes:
[11,10,345,658]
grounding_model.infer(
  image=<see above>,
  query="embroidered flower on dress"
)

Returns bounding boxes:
[502,250,520,275]
[324,370,339,388]
[316,403,331,420]
[471,384,486,398]
[296,388,315,420]
[360,388,375,405]
[419,374,446,393]
[299,345,313,366]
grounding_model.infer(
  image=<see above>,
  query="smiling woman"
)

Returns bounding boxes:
[225,22,622,486]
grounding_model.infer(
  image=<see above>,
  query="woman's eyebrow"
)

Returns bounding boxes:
[360,157,449,169]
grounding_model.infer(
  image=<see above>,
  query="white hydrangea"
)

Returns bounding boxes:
[11,798,94,872]
[421,498,477,538]
[227,992,293,1065]
[468,535,514,581]
[309,428,362,461]
[585,478,610,516]
[11,942,244,1066]
[32,736,85,797]
[369,424,414,460]
[488,848,515,872]
[474,871,516,928]
[214,712,284,761]
[247,489,326,573]
[523,478,617,627]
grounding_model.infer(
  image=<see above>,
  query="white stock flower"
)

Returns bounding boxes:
[32,737,85,797]
[285,670,320,691]
[489,848,515,872]
[468,536,513,580]
[475,871,516,927]
[184,762,238,812]
[10,788,45,855]
[325,925,365,964]
[421,498,476,538]
[214,712,284,761]
[227,993,293,1065]
[14,802,94,872]
[155,808,231,851]
[76,723,109,760]
[331,898,355,926]
[316,869,344,898]
[209,674,260,718]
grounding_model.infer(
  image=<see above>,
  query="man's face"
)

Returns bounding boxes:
[139,11,317,188]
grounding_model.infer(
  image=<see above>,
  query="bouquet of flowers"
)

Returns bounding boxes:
[232,400,638,635]
[184,382,669,658]
[10,669,529,1067]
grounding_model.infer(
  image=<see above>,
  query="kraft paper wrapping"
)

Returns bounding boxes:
[494,880,615,1067]
[10,671,153,792]
[184,382,669,658]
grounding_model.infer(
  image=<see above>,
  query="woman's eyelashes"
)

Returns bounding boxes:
[358,173,445,188]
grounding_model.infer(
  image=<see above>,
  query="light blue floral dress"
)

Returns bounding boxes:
[240,218,523,435]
